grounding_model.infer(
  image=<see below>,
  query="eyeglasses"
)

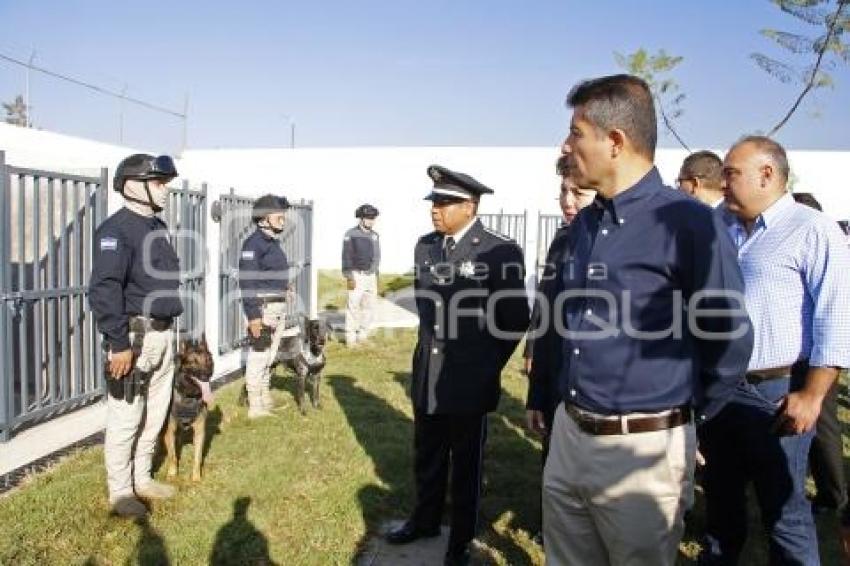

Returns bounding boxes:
[675,174,704,189]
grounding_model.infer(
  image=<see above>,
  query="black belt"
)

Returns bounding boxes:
[129,316,173,332]
[745,360,809,384]
[563,402,691,436]
[261,296,287,304]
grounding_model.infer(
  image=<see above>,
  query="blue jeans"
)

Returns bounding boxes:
[699,377,818,565]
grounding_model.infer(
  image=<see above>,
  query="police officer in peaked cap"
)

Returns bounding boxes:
[385,165,530,565]
[89,153,184,518]
[239,194,292,418]
[342,203,381,346]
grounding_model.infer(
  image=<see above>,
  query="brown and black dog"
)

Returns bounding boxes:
[163,335,215,482]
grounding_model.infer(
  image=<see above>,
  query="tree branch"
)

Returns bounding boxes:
[768,0,848,136]
[657,95,691,152]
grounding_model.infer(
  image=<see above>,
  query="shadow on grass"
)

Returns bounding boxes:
[134,517,171,565]
[327,373,414,553]
[210,496,277,565]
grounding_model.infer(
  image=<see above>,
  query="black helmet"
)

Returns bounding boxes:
[355,204,379,219]
[113,154,178,193]
[252,194,290,222]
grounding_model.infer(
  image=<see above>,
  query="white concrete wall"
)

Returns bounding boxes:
[4,122,850,379]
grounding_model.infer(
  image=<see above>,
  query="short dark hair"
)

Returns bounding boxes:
[792,192,822,211]
[681,150,723,188]
[566,74,657,159]
[555,155,570,177]
[733,135,790,183]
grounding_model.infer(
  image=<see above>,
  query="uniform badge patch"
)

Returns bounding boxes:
[100,237,118,251]
[241,250,255,260]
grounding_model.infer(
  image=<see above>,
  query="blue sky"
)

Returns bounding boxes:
[1,0,848,153]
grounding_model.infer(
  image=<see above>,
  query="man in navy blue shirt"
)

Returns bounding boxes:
[239,194,292,418]
[539,75,753,566]
[89,153,183,518]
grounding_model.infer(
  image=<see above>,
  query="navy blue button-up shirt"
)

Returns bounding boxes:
[557,167,753,420]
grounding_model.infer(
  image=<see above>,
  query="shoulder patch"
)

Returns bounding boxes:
[100,237,118,251]
[482,226,513,241]
[241,250,255,260]
[343,236,351,241]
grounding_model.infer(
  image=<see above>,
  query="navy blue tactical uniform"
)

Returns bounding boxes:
[341,226,380,275]
[238,228,290,321]
[239,215,291,417]
[89,207,183,351]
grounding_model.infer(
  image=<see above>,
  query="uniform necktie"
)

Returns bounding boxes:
[443,236,455,262]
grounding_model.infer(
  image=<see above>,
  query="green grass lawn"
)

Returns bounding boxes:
[0,331,845,565]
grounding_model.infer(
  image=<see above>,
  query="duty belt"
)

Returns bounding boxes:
[129,316,173,333]
[260,296,287,305]
[564,402,691,436]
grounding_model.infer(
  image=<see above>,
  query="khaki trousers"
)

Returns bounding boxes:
[104,328,174,501]
[345,270,377,344]
[244,302,287,394]
[543,403,695,566]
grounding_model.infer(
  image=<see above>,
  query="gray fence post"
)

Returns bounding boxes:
[0,151,9,441]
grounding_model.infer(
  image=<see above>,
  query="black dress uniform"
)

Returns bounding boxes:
[391,165,529,563]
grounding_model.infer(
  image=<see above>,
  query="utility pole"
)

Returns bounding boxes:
[181,93,189,154]
[25,50,36,127]
[282,114,296,148]
[118,83,128,143]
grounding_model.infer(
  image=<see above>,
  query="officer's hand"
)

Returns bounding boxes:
[345,278,356,291]
[109,349,134,379]
[526,410,547,436]
[774,390,823,436]
[248,319,263,339]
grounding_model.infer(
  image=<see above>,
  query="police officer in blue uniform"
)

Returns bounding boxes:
[342,204,380,345]
[239,194,292,417]
[89,153,183,518]
[386,165,530,566]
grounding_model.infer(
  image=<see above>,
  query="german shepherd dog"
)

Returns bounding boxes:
[164,335,215,482]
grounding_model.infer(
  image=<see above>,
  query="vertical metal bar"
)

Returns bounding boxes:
[47,178,57,405]
[82,183,91,391]
[32,177,43,409]
[59,179,69,400]
[18,175,29,415]
[94,168,109,393]
[72,181,83,396]
[200,183,207,332]
[0,152,10,440]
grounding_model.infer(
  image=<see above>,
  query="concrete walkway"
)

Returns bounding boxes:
[322,290,419,338]
[358,521,490,566]
[0,401,106,478]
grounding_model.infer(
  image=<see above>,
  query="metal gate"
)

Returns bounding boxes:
[0,152,108,440]
[214,191,313,354]
[162,181,207,340]
[536,213,564,277]
[479,209,528,255]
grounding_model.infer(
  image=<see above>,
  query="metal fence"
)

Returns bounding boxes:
[536,213,564,278]
[214,191,314,354]
[162,181,208,340]
[479,209,528,256]
[0,152,108,440]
